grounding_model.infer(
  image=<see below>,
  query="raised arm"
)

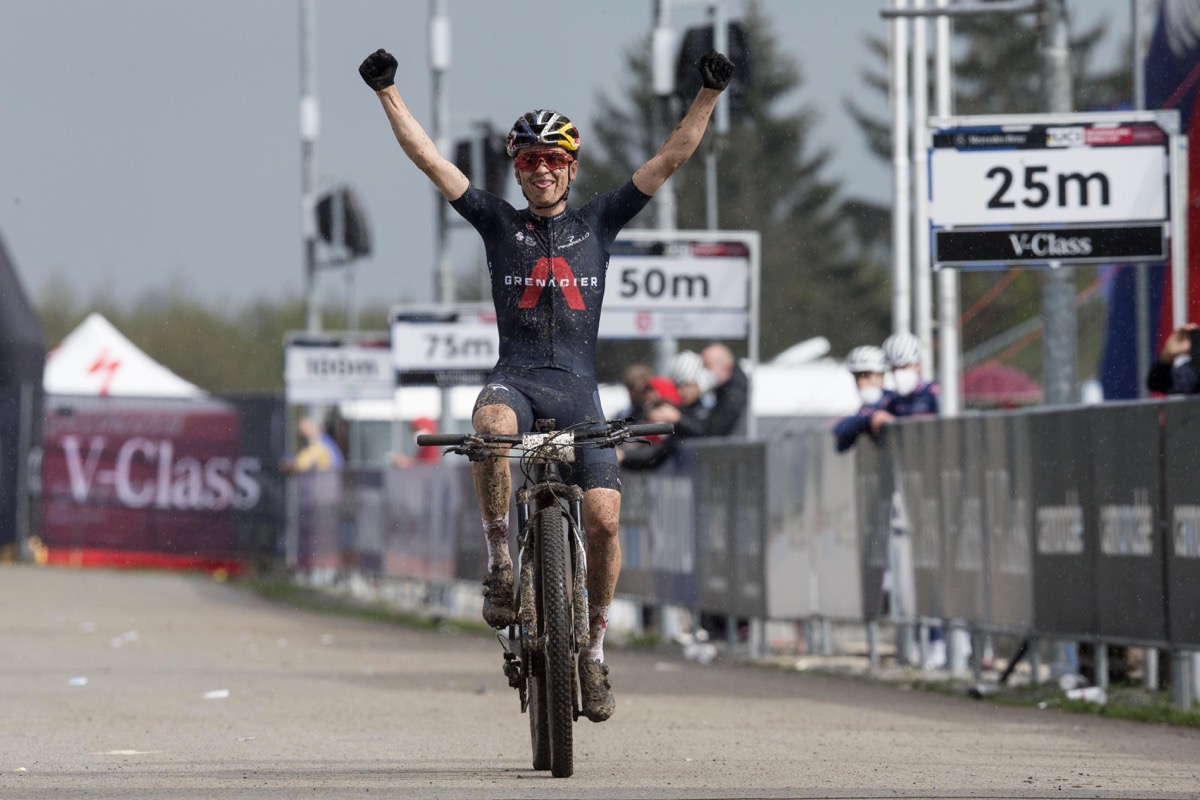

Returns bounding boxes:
[359,49,469,202]
[632,50,734,197]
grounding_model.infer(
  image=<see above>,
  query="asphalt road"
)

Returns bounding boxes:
[2,564,1198,800]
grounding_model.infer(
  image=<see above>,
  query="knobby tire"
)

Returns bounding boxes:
[526,538,551,771]
[536,507,574,778]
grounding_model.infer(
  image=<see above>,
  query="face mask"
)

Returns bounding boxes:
[858,386,883,405]
[893,368,921,397]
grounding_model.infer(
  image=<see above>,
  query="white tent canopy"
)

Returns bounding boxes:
[43,312,205,398]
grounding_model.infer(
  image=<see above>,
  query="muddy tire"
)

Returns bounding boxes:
[527,546,551,771]
[536,507,574,778]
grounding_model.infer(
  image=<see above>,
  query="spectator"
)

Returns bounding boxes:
[650,347,748,437]
[618,375,682,471]
[619,363,654,421]
[700,342,750,436]
[1147,323,1200,394]
[832,345,893,452]
[647,350,713,437]
[282,416,345,473]
[881,331,939,417]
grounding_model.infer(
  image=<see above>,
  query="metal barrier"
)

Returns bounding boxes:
[284,401,1200,702]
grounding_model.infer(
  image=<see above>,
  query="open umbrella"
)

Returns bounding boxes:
[962,362,1043,408]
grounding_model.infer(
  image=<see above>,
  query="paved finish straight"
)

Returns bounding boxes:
[1,564,1198,800]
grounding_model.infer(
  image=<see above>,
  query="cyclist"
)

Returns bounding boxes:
[359,46,734,723]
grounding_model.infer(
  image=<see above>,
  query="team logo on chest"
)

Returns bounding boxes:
[507,257,596,310]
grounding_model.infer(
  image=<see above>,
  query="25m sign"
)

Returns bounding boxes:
[930,145,1167,227]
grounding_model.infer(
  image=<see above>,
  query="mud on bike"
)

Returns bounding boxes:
[417,418,672,778]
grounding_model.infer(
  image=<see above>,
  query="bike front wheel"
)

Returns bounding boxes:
[535,506,574,778]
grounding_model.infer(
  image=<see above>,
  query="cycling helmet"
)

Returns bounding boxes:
[506,109,581,157]
[844,345,887,375]
[882,331,923,368]
[668,351,715,392]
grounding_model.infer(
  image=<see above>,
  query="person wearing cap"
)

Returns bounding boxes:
[647,351,716,437]
[358,44,734,723]
[832,345,895,452]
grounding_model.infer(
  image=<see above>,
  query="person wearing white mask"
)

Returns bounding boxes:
[832,345,895,452]
[881,331,940,416]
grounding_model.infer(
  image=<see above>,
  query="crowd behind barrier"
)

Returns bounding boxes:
[286,400,1200,662]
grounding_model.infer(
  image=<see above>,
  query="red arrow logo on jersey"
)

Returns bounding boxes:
[518,257,586,310]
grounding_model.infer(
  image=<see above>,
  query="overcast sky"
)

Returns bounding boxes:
[1,0,1133,320]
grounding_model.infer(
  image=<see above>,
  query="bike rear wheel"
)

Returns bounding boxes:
[535,506,574,778]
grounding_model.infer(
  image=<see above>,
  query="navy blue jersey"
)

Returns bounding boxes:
[450,181,651,377]
[882,381,940,417]
[832,391,897,453]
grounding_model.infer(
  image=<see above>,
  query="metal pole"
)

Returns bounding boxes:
[430,0,452,306]
[653,0,677,372]
[1133,0,1150,398]
[653,0,678,233]
[705,0,728,231]
[1170,126,1190,329]
[299,0,320,335]
[890,0,912,335]
[935,0,961,415]
[1040,0,1077,406]
[912,0,933,374]
[429,0,454,433]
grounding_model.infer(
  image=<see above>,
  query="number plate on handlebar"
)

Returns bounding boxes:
[522,431,576,463]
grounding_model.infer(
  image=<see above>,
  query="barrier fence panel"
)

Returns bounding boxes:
[765,432,816,620]
[617,451,698,607]
[1028,409,1099,639]
[382,465,462,580]
[807,429,864,620]
[1162,401,1200,647]
[983,412,1034,632]
[1089,403,1167,644]
[692,440,768,618]
[854,436,892,619]
[944,416,985,624]
[292,471,341,572]
[894,420,945,623]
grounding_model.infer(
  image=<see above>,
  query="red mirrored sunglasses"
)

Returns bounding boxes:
[514,149,574,172]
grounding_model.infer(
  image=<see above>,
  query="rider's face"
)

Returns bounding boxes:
[515,147,577,213]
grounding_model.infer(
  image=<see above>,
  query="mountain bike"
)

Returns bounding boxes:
[417,418,673,778]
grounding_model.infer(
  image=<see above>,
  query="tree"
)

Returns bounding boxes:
[37,276,391,393]
[576,0,891,374]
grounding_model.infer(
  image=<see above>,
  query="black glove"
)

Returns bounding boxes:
[698,50,734,91]
[359,48,397,92]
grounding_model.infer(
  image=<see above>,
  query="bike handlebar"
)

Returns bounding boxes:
[416,421,674,449]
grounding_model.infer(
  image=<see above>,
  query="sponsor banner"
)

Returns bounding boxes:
[285,339,394,404]
[934,224,1167,267]
[930,122,1167,151]
[1162,403,1200,647]
[1027,409,1098,638]
[40,395,276,570]
[1088,404,1166,642]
